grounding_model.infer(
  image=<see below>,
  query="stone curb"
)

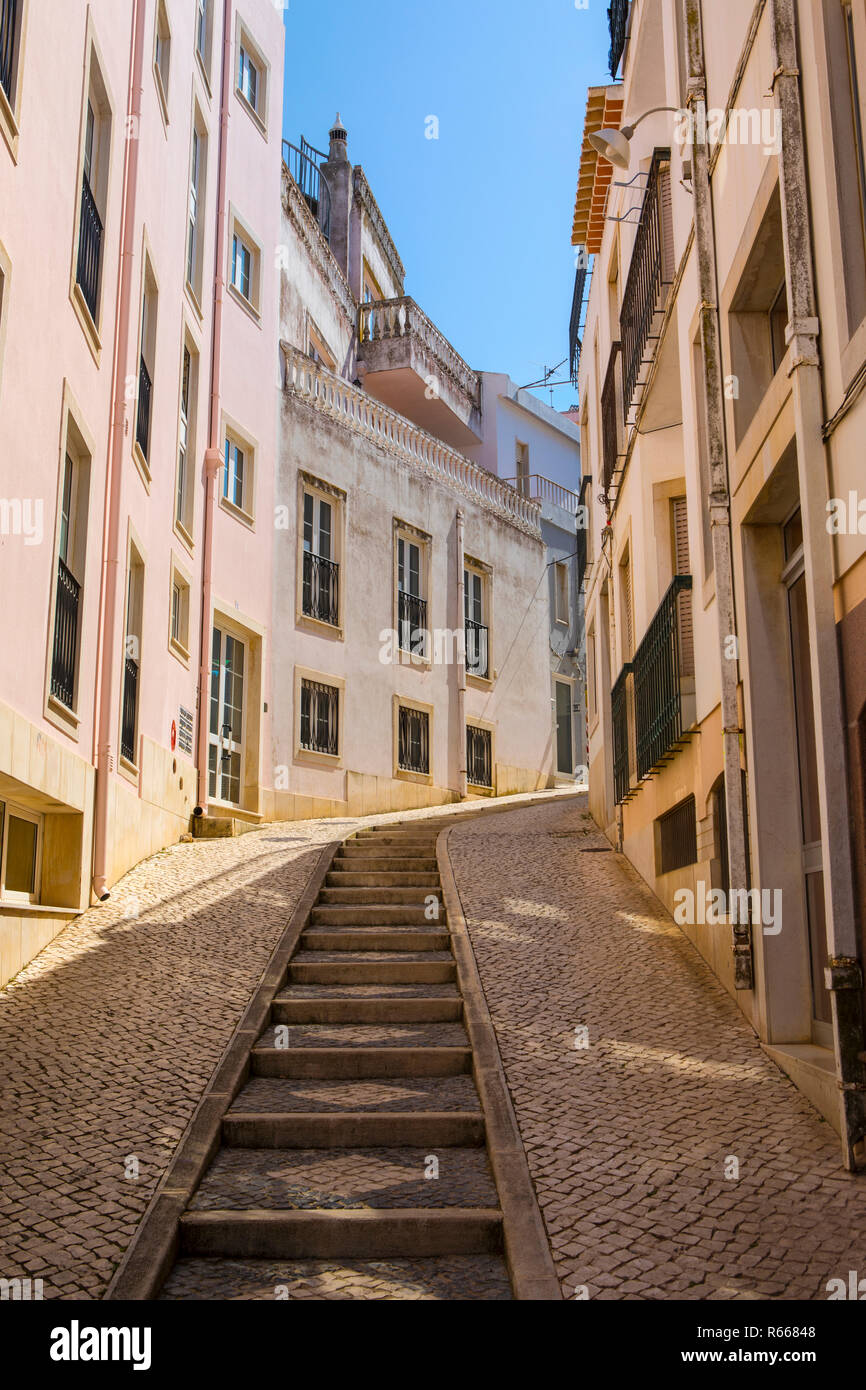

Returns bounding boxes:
[103,837,342,1301]
[437,819,564,1301]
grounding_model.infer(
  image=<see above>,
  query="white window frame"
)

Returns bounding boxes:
[0,0,28,161]
[174,329,198,544]
[0,800,42,905]
[186,110,207,311]
[220,417,256,526]
[169,556,191,662]
[153,0,171,126]
[227,207,262,320]
[554,559,570,626]
[464,557,493,684]
[293,666,345,768]
[394,522,431,663]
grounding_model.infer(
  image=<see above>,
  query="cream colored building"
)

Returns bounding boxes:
[574,0,866,1168]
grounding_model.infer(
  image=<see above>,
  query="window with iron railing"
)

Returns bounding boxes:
[76,169,103,324]
[0,0,19,105]
[51,558,80,710]
[300,679,339,757]
[398,705,429,775]
[619,150,674,424]
[608,0,630,79]
[467,725,492,789]
[464,567,488,678]
[658,795,698,874]
[601,341,621,495]
[632,575,693,779]
[121,655,139,765]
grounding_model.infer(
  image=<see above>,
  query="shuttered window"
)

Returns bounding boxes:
[620,556,633,661]
[672,497,694,677]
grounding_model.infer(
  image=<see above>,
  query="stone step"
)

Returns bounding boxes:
[271,995,463,1025]
[288,955,456,986]
[342,840,437,855]
[222,1111,485,1149]
[159,1254,513,1300]
[227,1074,481,1115]
[311,904,444,927]
[319,886,444,905]
[353,832,439,845]
[257,1022,468,1050]
[282,982,460,999]
[188,1146,499,1213]
[301,927,449,952]
[179,1208,503,1260]
[250,1046,472,1079]
[331,857,439,874]
[325,871,441,888]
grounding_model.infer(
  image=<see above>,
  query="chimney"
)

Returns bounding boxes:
[322,112,352,278]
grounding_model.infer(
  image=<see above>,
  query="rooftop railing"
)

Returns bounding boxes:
[282,138,331,243]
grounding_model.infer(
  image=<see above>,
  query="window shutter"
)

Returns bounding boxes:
[672,497,694,677]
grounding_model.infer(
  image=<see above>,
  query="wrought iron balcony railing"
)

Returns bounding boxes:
[611,663,632,805]
[300,678,339,756]
[465,619,489,678]
[282,137,331,242]
[50,557,80,710]
[0,0,17,101]
[633,575,693,779]
[576,476,592,591]
[302,551,339,626]
[569,252,590,385]
[136,357,152,463]
[76,171,103,323]
[619,149,674,424]
[608,0,630,79]
[121,655,138,764]
[467,724,492,788]
[398,591,428,655]
[601,341,621,495]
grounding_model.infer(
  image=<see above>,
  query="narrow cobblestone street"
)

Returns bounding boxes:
[1,792,865,1301]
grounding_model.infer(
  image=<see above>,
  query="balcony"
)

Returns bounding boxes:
[465,619,489,679]
[302,551,339,626]
[136,357,152,464]
[76,171,103,323]
[121,655,138,765]
[569,253,590,386]
[612,576,695,803]
[282,138,331,243]
[608,0,630,78]
[282,344,541,538]
[50,557,80,710]
[398,591,428,655]
[619,149,675,425]
[577,475,592,591]
[357,297,482,450]
[503,473,580,515]
[601,341,621,496]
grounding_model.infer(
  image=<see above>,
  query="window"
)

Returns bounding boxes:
[467,724,493,789]
[300,679,339,756]
[135,261,157,472]
[769,280,788,375]
[121,550,144,768]
[398,704,430,775]
[169,560,190,658]
[153,0,171,122]
[0,0,24,156]
[555,560,570,627]
[308,321,335,369]
[657,796,698,875]
[228,209,262,316]
[587,625,597,722]
[302,485,339,626]
[186,115,207,307]
[232,233,251,300]
[728,185,788,442]
[516,441,530,496]
[363,261,384,304]
[397,530,428,656]
[73,49,111,337]
[671,497,694,677]
[221,423,255,522]
[235,18,268,131]
[464,564,489,678]
[195,0,213,81]
[175,337,198,538]
[691,335,714,580]
[619,553,633,660]
[0,800,41,903]
[49,404,91,722]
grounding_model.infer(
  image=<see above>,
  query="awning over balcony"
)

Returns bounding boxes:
[571,86,625,257]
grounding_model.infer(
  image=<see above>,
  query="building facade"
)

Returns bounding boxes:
[574,0,866,1167]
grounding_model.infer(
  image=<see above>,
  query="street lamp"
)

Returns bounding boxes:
[588,107,681,169]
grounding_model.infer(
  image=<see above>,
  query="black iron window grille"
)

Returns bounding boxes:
[466,725,492,788]
[398,705,429,775]
[658,795,698,874]
[50,558,81,710]
[611,663,632,805]
[76,172,103,322]
[121,655,138,764]
[300,679,339,756]
[302,551,339,626]
[608,0,630,79]
[465,619,489,678]
[632,574,692,779]
[619,149,674,423]
[136,356,152,462]
[0,0,17,102]
[601,341,621,495]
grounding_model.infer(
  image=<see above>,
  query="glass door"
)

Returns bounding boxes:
[208,626,245,805]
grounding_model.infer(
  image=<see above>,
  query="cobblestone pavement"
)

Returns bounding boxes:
[0,791,562,1301]
[447,796,866,1300]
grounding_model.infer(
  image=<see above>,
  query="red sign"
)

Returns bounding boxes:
[170,720,177,752]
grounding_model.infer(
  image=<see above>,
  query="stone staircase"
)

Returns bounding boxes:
[159,821,515,1300]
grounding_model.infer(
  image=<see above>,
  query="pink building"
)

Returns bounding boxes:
[0,0,284,984]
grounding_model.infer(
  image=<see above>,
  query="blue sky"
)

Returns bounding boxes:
[281,0,610,412]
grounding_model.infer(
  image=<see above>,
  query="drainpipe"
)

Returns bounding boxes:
[684,0,751,986]
[456,508,467,798]
[195,0,233,813]
[768,0,866,1169]
[90,0,147,901]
